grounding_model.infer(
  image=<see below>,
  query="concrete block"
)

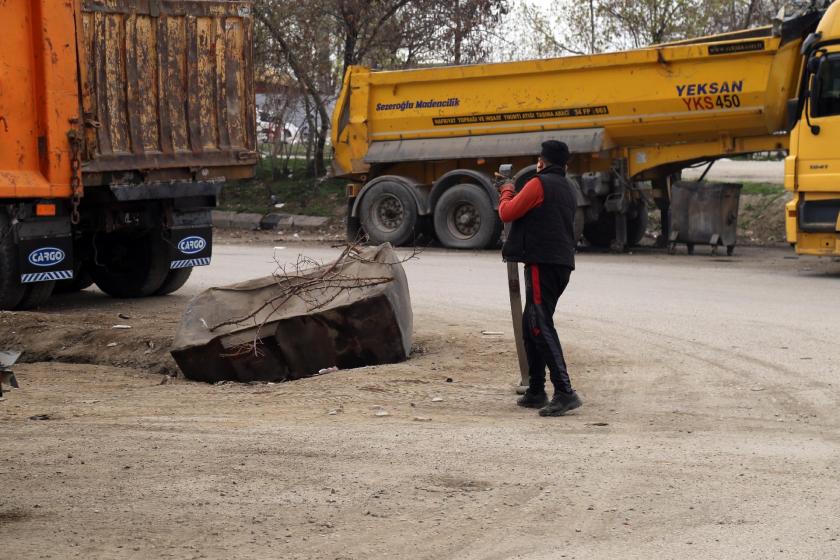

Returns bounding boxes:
[171,244,413,383]
[260,213,294,230]
[228,213,264,230]
[291,215,330,228]
[211,210,235,228]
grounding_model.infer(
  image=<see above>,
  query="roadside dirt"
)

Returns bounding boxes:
[0,295,181,375]
[738,192,791,244]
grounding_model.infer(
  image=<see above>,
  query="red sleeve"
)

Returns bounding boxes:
[498,177,544,223]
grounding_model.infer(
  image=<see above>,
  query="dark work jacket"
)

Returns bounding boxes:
[502,165,576,269]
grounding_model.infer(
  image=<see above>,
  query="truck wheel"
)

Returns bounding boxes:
[627,201,649,246]
[0,212,27,310]
[583,211,614,248]
[359,181,418,246]
[154,268,193,296]
[54,261,93,294]
[574,208,585,244]
[17,281,55,310]
[434,184,501,249]
[90,231,170,298]
[584,201,648,248]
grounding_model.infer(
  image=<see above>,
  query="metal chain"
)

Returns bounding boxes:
[67,129,83,225]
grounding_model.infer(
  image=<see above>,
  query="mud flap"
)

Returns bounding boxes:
[168,227,213,269]
[17,219,74,284]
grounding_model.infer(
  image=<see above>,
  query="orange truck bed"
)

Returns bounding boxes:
[0,0,256,310]
[0,0,79,200]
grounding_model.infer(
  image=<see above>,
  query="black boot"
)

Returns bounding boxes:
[539,391,582,416]
[517,390,548,409]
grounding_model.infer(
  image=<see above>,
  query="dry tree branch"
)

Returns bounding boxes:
[208,240,410,333]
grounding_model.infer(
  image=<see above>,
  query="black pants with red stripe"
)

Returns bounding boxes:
[522,263,573,395]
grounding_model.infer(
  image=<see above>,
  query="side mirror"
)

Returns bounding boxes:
[808,64,823,134]
[807,55,822,74]
[801,32,822,55]
[809,59,823,109]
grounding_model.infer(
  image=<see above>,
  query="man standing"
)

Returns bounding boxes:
[498,140,582,417]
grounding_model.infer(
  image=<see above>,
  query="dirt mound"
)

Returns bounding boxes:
[0,295,181,375]
[738,192,792,245]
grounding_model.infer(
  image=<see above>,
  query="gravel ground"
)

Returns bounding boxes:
[2,242,839,559]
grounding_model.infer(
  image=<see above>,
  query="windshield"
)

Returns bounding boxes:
[812,55,840,118]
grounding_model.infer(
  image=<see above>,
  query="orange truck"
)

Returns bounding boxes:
[0,0,256,310]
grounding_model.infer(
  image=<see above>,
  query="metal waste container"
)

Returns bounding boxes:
[668,181,742,256]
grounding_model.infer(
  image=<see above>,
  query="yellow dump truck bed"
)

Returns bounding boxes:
[333,24,809,178]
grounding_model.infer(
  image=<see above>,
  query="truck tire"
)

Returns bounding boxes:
[627,202,649,246]
[154,268,193,296]
[584,201,647,248]
[90,231,170,298]
[583,211,614,248]
[54,261,93,294]
[574,207,585,244]
[434,184,501,250]
[359,181,418,246]
[17,281,55,310]
[0,212,27,310]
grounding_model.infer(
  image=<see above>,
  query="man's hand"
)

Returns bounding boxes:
[494,173,514,193]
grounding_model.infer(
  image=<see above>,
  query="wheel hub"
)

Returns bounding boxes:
[449,203,480,239]
[373,195,404,232]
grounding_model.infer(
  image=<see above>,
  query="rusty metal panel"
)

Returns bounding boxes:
[364,129,614,164]
[78,0,256,178]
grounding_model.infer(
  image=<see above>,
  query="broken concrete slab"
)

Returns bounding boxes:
[170,244,412,383]
[0,350,21,396]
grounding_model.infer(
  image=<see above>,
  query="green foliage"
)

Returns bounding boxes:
[219,157,345,217]
[740,182,786,195]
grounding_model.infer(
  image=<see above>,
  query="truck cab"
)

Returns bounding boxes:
[787,1,840,256]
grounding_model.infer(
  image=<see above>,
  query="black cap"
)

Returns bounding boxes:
[540,140,570,166]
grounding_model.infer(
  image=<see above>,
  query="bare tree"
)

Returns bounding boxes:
[501,0,820,61]
[254,0,510,177]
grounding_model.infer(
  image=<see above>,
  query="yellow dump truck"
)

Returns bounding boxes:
[333,4,836,255]
[0,0,256,310]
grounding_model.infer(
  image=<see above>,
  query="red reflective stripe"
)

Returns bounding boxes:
[531,265,542,305]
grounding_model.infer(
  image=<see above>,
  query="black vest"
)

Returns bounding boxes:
[502,165,576,268]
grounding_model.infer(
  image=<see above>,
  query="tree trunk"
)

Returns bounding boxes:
[743,0,759,28]
[453,0,462,65]
[313,118,329,178]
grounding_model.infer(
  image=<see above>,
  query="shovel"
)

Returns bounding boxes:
[497,164,529,394]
